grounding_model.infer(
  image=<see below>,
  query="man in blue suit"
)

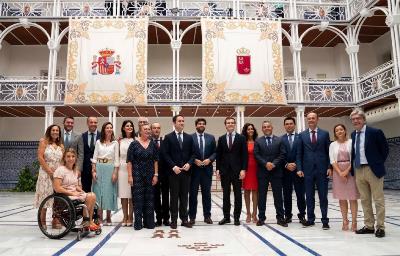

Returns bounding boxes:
[297,112,332,229]
[281,117,306,225]
[350,108,389,238]
[80,116,100,192]
[189,118,216,225]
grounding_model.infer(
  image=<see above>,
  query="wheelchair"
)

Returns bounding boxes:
[37,193,102,240]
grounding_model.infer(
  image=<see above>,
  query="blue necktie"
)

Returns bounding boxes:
[178,132,183,149]
[266,136,272,148]
[199,134,204,160]
[355,131,361,168]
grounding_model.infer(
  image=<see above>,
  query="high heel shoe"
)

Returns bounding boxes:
[342,219,349,231]
[246,214,251,223]
[252,213,258,223]
[351,221,357,232]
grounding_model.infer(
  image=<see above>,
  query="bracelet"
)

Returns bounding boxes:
[154,173,159,177]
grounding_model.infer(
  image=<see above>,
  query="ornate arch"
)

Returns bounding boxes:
[0,22,51,46]
[299,24,349,47]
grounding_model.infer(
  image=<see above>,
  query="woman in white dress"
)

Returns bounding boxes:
[91,122,119,226]
[34,124,64,228]
[119,120,135,226]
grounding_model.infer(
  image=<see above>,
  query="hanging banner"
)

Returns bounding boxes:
[65,17,148,105]
[201,18,286,104]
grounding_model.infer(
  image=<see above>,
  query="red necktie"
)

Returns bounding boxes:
[311,130,317,144]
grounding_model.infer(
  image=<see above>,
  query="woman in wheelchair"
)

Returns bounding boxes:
[53,148,99,231]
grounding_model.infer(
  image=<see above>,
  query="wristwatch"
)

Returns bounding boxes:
[154,173,159,177]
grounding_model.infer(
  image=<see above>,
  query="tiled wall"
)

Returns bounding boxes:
[1,138,399,190]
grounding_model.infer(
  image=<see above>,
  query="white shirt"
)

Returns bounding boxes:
[264,134,273,146]
[309,127,318,141]
[355,125,368,164]
[226,131,236,146]
[91,140,120,167]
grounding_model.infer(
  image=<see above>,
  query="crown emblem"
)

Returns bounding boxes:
[99,48,115,57]
[236,47,250,56]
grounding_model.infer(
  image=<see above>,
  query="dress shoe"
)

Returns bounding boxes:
[322,223,330,230]
[218,218,231,225]
[284,217,292,224]
[181,221,193,228]
[277,219,288,227]
[256,220,265,226]
[234,219,240,226]
[204,217,213,224]
[189,219,196,225]
[155,220,162,227]
[302,221,315,227]
[163,220,170,226]
[375,228,385,238]
[355,226,375,234]
[170,222,177,229]
[298,216,307,225]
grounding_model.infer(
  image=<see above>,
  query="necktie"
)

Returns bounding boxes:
[228,133,233,150]
[64,132,70,148]
[155,139,160,149]
[266,136,272,147]
[90,132,95,152]
[311,130,317,144]
[177,132,183,149]
[199,134,204,160]
[288,134,293,149]
[355,131,361,168]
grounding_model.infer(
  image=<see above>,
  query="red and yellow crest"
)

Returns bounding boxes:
[236,47,251,75]
[91,48,122,75]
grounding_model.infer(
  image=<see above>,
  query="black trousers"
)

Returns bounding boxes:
[169,172,191,222]
[154,175,170,222]
[81,168,92,193]
[220,172,242,220]
[258,174,284,221]
[282,169,306,219]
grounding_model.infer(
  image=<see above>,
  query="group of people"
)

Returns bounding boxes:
[33,107,389,238]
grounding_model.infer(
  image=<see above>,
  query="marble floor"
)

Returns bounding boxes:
[0,190,399,256]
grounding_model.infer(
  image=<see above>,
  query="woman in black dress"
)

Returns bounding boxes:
[127,123,159,230]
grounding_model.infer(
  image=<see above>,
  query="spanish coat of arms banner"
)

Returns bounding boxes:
[65,17,148,105]
[201,18,286,104]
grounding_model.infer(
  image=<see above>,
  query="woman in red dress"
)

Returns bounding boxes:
[241,123,259,223]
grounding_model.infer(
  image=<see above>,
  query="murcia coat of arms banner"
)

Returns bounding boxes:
[201,18,286,104]
[65,17,148,105]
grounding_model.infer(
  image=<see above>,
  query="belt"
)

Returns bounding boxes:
[97,158,111,163]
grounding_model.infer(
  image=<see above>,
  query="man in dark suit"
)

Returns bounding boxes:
[61,116,84,172]
[189,118,216,225]
[281,117,306,225]
[350,108,389,238]
[216,117,247,226]
[162,115,195,229]
[297,112,332,230]
[151,122,170,226]
[80,116,100,193]
[254,120,287,227]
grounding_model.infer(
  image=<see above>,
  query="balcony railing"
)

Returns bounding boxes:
[0,0,376,21]
[1,60,397,105]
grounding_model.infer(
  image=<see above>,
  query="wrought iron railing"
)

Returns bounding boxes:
[359,60,397,101]
[0,0,375,21]
[302,78,353,103]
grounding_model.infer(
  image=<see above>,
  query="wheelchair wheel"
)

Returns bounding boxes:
[37,194,75,239]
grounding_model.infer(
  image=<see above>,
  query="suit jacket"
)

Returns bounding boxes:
[162,131,195,175]
[254,135,286,178]
[154,136,168,179]
[81,131,101,174]
[296,128,331,174]
[281,133,300,167]
[216,133,248,176]
[61,129,84,171]
[191,133,217,174]
[351,126,389,178]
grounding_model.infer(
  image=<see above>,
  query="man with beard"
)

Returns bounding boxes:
[189,118,216,225]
